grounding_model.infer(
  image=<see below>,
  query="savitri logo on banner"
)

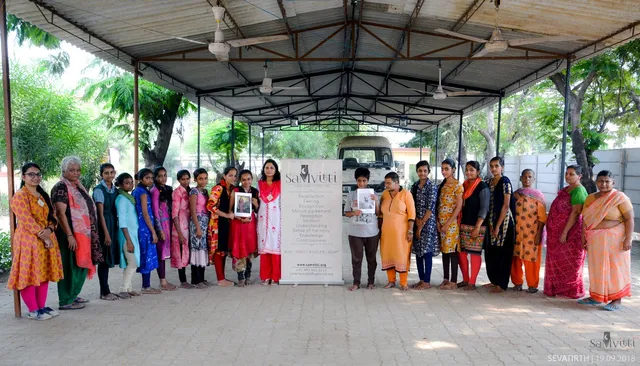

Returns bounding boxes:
[280,159,344,285]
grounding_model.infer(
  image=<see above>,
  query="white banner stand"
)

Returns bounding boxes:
[280,159,344,285]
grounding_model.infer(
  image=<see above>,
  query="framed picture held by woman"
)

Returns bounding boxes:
[234,192,253,218]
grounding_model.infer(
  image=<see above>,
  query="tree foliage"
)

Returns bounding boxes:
[0,65,108,188]
[202,118,249,173]
[79,61,195,168]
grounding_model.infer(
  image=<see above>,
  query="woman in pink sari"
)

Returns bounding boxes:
[544,165,588,298]
[578,170,634,311]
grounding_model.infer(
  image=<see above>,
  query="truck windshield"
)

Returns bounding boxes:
[340,148,393,168]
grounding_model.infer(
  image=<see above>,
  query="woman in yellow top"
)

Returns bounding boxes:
[436,158,463,290]
[578,170,634,311]
[380,172,416,291]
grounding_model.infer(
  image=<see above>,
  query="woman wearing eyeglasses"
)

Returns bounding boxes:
[8,163,63,320]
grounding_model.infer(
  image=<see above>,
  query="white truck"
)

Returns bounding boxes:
[338,136,395,212]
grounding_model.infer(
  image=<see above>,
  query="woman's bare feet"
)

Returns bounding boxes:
[489,286,505,293]
[141,287,161,294]
[384,282,396,289]
[411,280,424,289]
[456,281,468,288]
[483,283,497,288]
[463,284,476,291]
[438,280,451,289]
[367,283,376,290]
[218,279,235,287]
[160,281,177,291]
[261,279,271,286]
[399,285,410,291]
[237,280,246,288]
[348,283,360,291]
[415,282,431,290]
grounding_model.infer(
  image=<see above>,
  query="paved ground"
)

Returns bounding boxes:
[1,220,639,365]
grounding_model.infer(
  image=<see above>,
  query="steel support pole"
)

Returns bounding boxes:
[559,59,571,191]
[496,96,502,157]
[249,124,252,171]
[419,130,423,160]
[197,96,201,167]
[457,113,463,180]
[435,124,439,182]
[261,130,265,167]
[230,114,235,167]
[133,62,140,173]
[2,0,20,318]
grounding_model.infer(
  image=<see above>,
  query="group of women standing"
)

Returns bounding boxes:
[8,156,284,320]
[351,157,634,311]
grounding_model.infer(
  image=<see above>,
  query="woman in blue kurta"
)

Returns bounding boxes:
[132,168,160,294]
[114,173,141,297]
[410,161,439,290]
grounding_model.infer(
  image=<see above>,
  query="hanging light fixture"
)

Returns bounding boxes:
[291,118,299,127]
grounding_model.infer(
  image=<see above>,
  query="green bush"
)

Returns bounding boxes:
[0,231,11,273]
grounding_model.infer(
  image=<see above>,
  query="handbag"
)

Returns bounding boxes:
[460,224,485,252]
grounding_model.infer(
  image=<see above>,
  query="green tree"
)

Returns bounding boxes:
[7,14,71,76]
[80,61,195,168]
[547,39,640,192]
[0,65,108,188]
[202,118,248,174]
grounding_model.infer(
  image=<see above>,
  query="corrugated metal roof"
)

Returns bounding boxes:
[6,0,639,131]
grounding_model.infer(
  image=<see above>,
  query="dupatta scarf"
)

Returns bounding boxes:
[61,177,99,278]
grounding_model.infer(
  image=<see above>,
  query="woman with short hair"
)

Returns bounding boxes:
[51,156,101,309]
[93,163,121,300]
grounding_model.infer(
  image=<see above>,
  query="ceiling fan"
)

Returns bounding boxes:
[257,64,305,94]
[434,1,580,58]
[409,64,482,100]
[172,6,289,61]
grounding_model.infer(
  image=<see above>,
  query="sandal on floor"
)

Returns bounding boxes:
[604,303,622,311]
[489,287,505,293]
[73,297,90,304]
[116,292,131,299]
[399,285,410,291]
[513,285,523,291]
[128,291,141,296]
[217,280,235,287]
[261,279,271,286]
[384,282,396,289]
[348,283,360,291]
[195,282,208,289]
[463,284,477,291]
[181,282,196,289]
[410,281,424,289]
[59,302,85,310]
[577,297,600,305]
[527,287,539,294]
[456,281,468,288]
[201,280,213,287]
[100,293,120,301]
[482,283,496,288]
[367,283,376,290]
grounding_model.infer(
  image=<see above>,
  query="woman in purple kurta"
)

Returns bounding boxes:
[151,166,177,291]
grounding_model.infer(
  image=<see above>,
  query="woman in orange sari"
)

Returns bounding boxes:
[578,170,634,311]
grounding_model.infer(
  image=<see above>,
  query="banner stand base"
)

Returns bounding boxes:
[279,280,345,286]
